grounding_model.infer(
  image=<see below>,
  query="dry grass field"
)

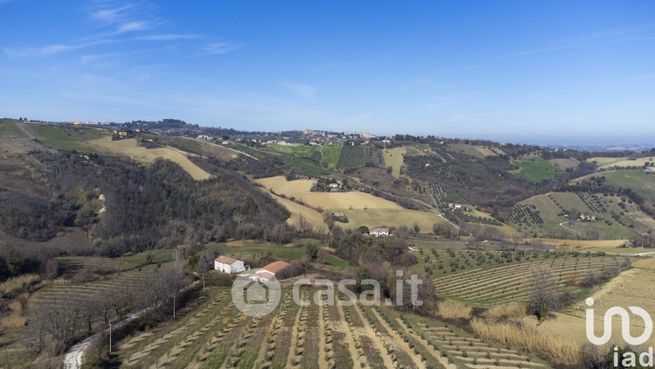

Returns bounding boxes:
[89,137,211,180]
[587,156,655,169]
[256,176,402,210]
[338,208,446,231]
[256,176,450,232]
[268,193,328,232]
[530,238,629,249]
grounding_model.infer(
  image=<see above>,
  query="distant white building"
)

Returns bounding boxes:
[370,227,390,237]
[214,256,246,273]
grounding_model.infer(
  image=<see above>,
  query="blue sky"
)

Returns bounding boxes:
[1,0,654,144]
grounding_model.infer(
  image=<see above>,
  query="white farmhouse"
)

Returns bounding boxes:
[214,256,246,273]
[370,227,390,237]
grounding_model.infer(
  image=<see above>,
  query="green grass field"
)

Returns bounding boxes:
[382,147,405,177]
[28,124,108,151]
[266,143,342,169]
[0,120,28,138]
[512,157,559,183]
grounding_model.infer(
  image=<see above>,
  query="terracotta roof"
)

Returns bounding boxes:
[215,255,238,265]
[262,260,290,274]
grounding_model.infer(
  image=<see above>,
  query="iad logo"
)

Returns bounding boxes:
[585,297,653,346]
[585,297,654,368]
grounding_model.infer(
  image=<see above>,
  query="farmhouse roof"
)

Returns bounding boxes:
[262,260,290,274]
[215,255,238,265]
[371,227,389,232]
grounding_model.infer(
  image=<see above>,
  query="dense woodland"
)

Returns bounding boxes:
[0,151,292,281]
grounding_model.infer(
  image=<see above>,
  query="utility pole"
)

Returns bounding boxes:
[109,322,112,354]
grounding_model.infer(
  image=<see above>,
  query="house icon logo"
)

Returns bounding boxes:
[231,275,281,317]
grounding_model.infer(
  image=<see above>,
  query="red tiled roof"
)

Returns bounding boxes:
[262,260,290,274]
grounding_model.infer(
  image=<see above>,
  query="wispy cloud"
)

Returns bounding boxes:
[281,82,317,100]
[137,33,198,41]
[115,20,149,33]
[2,39,115,58]
[204,42,241,55]
[90,4,135,23]
[501,25,653,58]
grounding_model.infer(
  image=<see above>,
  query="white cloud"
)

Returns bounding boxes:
[204,42,241,55]
[281,82,317,100]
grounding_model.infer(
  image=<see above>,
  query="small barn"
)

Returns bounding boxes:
[252,260,290,282]
[214,256,246,273]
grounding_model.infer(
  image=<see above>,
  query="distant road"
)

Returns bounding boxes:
[189,138,260,161]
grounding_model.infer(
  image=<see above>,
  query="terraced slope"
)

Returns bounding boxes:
[28,264,175,311]
[434,255,628,306]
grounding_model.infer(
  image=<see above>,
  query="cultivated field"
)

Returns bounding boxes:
[511,191,654,239]
[434,254,628,306]
[54,249,173,276]
[89,137,212,180]
[27,263,175,312]
[413,247,549,277]
[113,285,549,369]
[336,145,366,169]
